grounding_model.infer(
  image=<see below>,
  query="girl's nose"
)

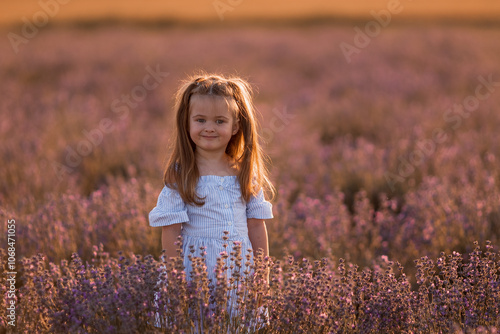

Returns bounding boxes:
[205,123,215,132]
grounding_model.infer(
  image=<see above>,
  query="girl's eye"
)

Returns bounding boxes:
[196,119,205,123]
[216,120,225,124]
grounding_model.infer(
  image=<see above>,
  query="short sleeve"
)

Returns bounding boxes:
[149,186,189,227]
[246,188,273,219]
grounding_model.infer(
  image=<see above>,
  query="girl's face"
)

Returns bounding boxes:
[189,94,239,155]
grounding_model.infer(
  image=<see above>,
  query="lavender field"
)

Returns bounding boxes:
[1,23,500,332]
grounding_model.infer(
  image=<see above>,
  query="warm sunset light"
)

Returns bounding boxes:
[1,0,499,332]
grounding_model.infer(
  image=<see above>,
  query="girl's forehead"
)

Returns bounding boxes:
[190,94,238,116]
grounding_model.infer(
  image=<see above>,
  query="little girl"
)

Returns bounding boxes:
[149,73,275,329]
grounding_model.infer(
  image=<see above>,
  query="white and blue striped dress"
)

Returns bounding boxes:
[149,175,273,329]
[149,175,273,280]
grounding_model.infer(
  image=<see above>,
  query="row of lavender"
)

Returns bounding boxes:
[1,242,498,332]
[2,172,498,287]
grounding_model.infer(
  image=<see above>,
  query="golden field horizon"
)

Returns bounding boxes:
[2,0,500,28]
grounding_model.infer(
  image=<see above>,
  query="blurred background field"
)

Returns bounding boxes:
[1,1,500,285]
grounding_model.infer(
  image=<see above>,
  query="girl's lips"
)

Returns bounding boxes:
[201,135,218,139]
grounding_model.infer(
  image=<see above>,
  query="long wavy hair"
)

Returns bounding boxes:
[163,73,275,206]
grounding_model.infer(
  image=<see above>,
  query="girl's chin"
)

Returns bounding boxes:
[195,144,227,152]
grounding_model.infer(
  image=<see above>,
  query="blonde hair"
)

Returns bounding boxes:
[164,73,275,206]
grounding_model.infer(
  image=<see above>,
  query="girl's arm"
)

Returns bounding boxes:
[247,218,270,283]
[247,218,269,257]
[161,223,182,261]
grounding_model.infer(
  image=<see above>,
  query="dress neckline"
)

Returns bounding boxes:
[198,175,238,186]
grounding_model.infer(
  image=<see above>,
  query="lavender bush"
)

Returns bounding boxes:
[1,241,498,332]
[0,23,499,332]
